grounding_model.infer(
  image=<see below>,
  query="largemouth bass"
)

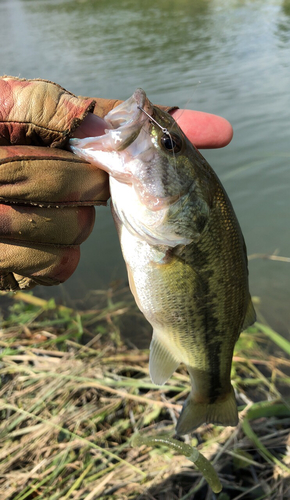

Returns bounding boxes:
[70,89,256,435]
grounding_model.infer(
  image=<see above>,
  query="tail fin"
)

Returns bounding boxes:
[176,387,238,435]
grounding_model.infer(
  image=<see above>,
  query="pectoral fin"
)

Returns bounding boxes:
[149,333,180,385]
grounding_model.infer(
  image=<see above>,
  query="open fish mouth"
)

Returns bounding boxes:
[70,89,153,163]
[105,88,149,129]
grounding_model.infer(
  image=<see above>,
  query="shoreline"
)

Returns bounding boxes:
[0,288,289,499]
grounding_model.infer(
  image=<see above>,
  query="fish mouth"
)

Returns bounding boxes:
[105,88,149,129]
[104,88,154,147]
[70,89,153,155]
[69,89,154,180]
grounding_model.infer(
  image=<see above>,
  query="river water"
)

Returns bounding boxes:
[1,0,290,338]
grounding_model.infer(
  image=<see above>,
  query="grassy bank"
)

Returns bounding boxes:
[0,288,290,500]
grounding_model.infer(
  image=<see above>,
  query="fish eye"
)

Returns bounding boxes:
[160,133,183,154]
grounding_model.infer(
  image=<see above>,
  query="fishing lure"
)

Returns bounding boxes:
[131,433,222,493]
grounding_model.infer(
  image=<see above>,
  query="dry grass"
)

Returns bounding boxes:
[0,287,290,500]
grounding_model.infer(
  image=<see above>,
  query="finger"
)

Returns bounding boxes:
[0,241,80,286]
[73,113,107,138]
[171,109,233,149]
[0,146,109,205]
[0,204,95,245]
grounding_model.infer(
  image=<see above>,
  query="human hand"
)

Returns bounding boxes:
[0,77,109,291]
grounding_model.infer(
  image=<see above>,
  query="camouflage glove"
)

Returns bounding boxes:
[0,76,174,291]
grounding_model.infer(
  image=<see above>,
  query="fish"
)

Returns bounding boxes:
[70,89,256,435]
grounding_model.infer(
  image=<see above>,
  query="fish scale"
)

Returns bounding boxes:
[70,88,256,434]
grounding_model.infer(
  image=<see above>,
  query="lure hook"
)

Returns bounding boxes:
[137,105,170,136]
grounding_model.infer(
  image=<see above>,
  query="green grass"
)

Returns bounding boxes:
[0,288,289,500]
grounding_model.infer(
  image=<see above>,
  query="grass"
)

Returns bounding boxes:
[0,286,290,500]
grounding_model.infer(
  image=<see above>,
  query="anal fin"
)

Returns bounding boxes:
[149,334,180,385]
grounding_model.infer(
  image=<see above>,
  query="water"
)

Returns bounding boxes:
[1,0,290,337]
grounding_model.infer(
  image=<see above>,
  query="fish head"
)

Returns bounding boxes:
[70,89,208,213]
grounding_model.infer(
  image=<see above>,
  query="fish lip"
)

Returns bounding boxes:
[133,88,154,121]
[104,88,153,132]
[133,88,146,109]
